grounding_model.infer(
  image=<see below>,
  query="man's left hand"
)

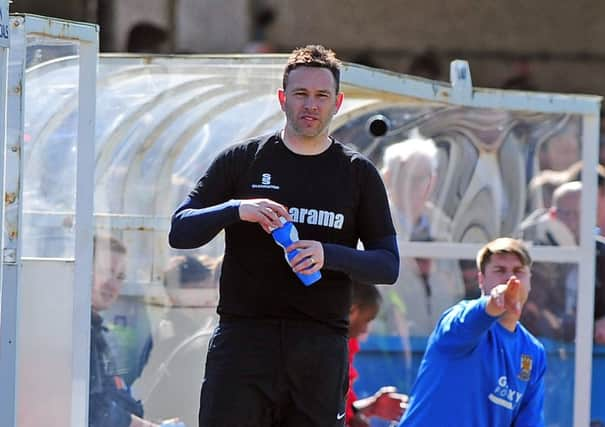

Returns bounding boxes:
[287,240,324,273]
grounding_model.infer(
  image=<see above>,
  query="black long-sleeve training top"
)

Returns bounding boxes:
[170,133,399,333]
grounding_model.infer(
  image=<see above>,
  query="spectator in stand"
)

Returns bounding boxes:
[376,134,464,337]
[520,162,605,344]
[526,161,582,213]
[518,181,580,341]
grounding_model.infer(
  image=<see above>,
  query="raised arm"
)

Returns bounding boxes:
[435,276,524,354]
[169,197,240,249]
[169,197,290,249]
[169,142,292,249]
[485,275,523,318]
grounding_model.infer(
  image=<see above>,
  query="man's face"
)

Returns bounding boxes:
[349,304,379,339]
[278,66,343,139]
[479,253,531,305]
[91,250,126,312]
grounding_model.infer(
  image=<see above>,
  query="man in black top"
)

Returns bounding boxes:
[169,45,399,427]
[89,235,165,427]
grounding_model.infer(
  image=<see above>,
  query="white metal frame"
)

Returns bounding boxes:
[0,14,98,427]
[0,0,10,424]
[342,60,601,427]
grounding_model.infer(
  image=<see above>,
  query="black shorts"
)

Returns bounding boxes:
[198,317,349,427]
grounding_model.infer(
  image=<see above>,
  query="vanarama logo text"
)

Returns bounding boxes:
[289,207,344,230]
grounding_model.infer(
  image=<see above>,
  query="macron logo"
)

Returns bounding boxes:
[251,172,280,190]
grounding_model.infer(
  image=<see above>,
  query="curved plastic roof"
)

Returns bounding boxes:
[21,55,432,261]
[20,54,593,267]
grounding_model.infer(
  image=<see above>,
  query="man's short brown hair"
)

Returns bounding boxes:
[476,237,532,274]
[282,44,342,93]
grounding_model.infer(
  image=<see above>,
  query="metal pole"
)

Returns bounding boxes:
[70,24,99,427]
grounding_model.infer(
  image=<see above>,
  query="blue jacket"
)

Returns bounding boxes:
[399,298,546,427]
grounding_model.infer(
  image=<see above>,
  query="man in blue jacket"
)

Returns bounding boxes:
[399,237,545,427]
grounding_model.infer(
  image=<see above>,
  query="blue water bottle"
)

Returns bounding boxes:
[271,219,322,286]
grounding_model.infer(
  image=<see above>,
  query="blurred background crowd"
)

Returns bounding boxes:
[12,0,605,96]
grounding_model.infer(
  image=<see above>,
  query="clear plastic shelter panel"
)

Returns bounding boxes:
[332,106,584,247]
[19,54,594,426]
[21,35,80,259]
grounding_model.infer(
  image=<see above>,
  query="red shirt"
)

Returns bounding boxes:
[346,337,360,425]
